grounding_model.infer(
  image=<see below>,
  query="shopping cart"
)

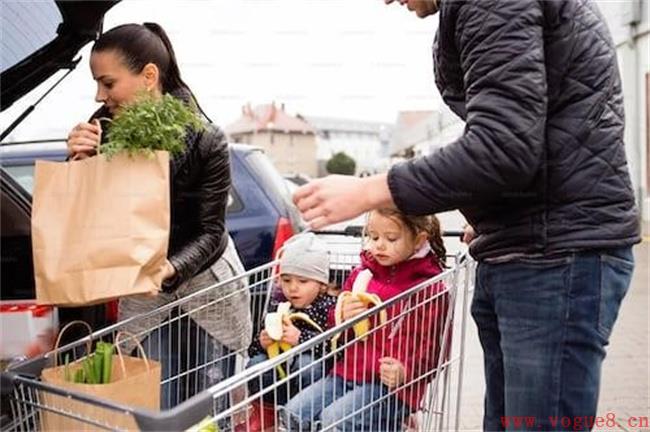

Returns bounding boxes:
[1,232,474,431]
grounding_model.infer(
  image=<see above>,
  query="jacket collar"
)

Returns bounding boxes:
[358,247,442,285]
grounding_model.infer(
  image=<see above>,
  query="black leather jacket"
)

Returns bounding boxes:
[91,98,230,290]
[165,124,230,290]
[388,0,640,260]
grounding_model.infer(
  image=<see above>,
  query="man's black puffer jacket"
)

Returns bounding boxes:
[387,0,640,260]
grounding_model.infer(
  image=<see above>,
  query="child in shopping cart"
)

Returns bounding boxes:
[282,208,449,432]
[242,233,338,432]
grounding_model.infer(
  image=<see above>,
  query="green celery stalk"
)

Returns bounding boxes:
[97,342,114,384]
[74,367,85,383]
[93,352,103,384]
[64,354,71,382]
[83,356,95,384]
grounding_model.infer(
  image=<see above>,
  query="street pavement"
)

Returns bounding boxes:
[456,232,649,431]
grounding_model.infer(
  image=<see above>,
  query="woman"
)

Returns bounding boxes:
[66,22,252,409]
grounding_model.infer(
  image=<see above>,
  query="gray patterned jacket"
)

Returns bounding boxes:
[118,236,252,353]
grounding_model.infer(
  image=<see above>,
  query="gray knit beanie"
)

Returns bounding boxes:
[279,233,330,284]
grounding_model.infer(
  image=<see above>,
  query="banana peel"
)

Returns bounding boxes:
[264,301,323,379]
[331,269,387,351]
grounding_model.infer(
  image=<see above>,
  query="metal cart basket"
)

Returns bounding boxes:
[2,232,474,431]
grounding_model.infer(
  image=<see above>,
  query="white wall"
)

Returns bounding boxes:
[317,132,388,174]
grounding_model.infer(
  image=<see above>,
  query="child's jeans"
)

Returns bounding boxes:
[247,352,323,405]
[281,375,410,431]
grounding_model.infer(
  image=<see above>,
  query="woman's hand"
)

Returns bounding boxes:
[259,329,274,349]
[67,120,101,160]
[281,316,301,346]
[379,357,406,389]
[161,260,177,281]
[462,224,476,244]
[341,297,368,322]
[293,174,395,229]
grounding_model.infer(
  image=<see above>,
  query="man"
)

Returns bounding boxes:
[294,0,640,430]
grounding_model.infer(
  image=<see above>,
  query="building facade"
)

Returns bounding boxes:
[299,115,393,177]
[390,108,464,160]
[225,103,319,177]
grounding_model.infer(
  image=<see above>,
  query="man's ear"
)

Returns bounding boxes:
[142,63,161,91]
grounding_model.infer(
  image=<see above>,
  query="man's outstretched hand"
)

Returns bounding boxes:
[292,174,395,229]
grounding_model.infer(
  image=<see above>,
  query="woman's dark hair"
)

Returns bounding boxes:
[368,208,447,266]
[92,23,210,120]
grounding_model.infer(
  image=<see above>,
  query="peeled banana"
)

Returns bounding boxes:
[331,269,387,351]
[264,301,323,378]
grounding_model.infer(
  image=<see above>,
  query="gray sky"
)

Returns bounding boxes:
[1,0,443,141]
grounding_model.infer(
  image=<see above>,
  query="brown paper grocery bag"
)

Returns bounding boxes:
[32,151,170,306]
[40,327,161,431]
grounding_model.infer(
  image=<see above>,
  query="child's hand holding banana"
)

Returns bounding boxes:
[258,329,274,349]
[341,297,368,321]
[264,301,323,378]
[331,269,388,350]
[280,316,301,346]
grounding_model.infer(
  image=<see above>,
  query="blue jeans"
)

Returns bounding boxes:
[282,375,411,431]
[140,315,236,411]
[472,247,634,431]
[247,352,323,405]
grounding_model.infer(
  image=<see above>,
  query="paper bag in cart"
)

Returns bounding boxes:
[40,327,161,431]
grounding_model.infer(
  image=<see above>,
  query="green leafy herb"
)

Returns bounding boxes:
[102,92,204,159]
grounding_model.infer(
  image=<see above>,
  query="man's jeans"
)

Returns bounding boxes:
[472,247,634,431]
[282,375,410,431]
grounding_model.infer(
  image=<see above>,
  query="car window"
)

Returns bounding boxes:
[284,178,299,194]
[2,165,35,194]
[245,151,292,205]
[3,161,248,217]
[245,150,305,231]
[4,163,247,216]
[1,1,62,73]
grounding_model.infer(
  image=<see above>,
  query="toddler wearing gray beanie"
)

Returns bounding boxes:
[246,233,337,414]
[279,233,330,284]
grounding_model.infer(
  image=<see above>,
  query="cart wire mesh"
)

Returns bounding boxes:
[2,233,474,432]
